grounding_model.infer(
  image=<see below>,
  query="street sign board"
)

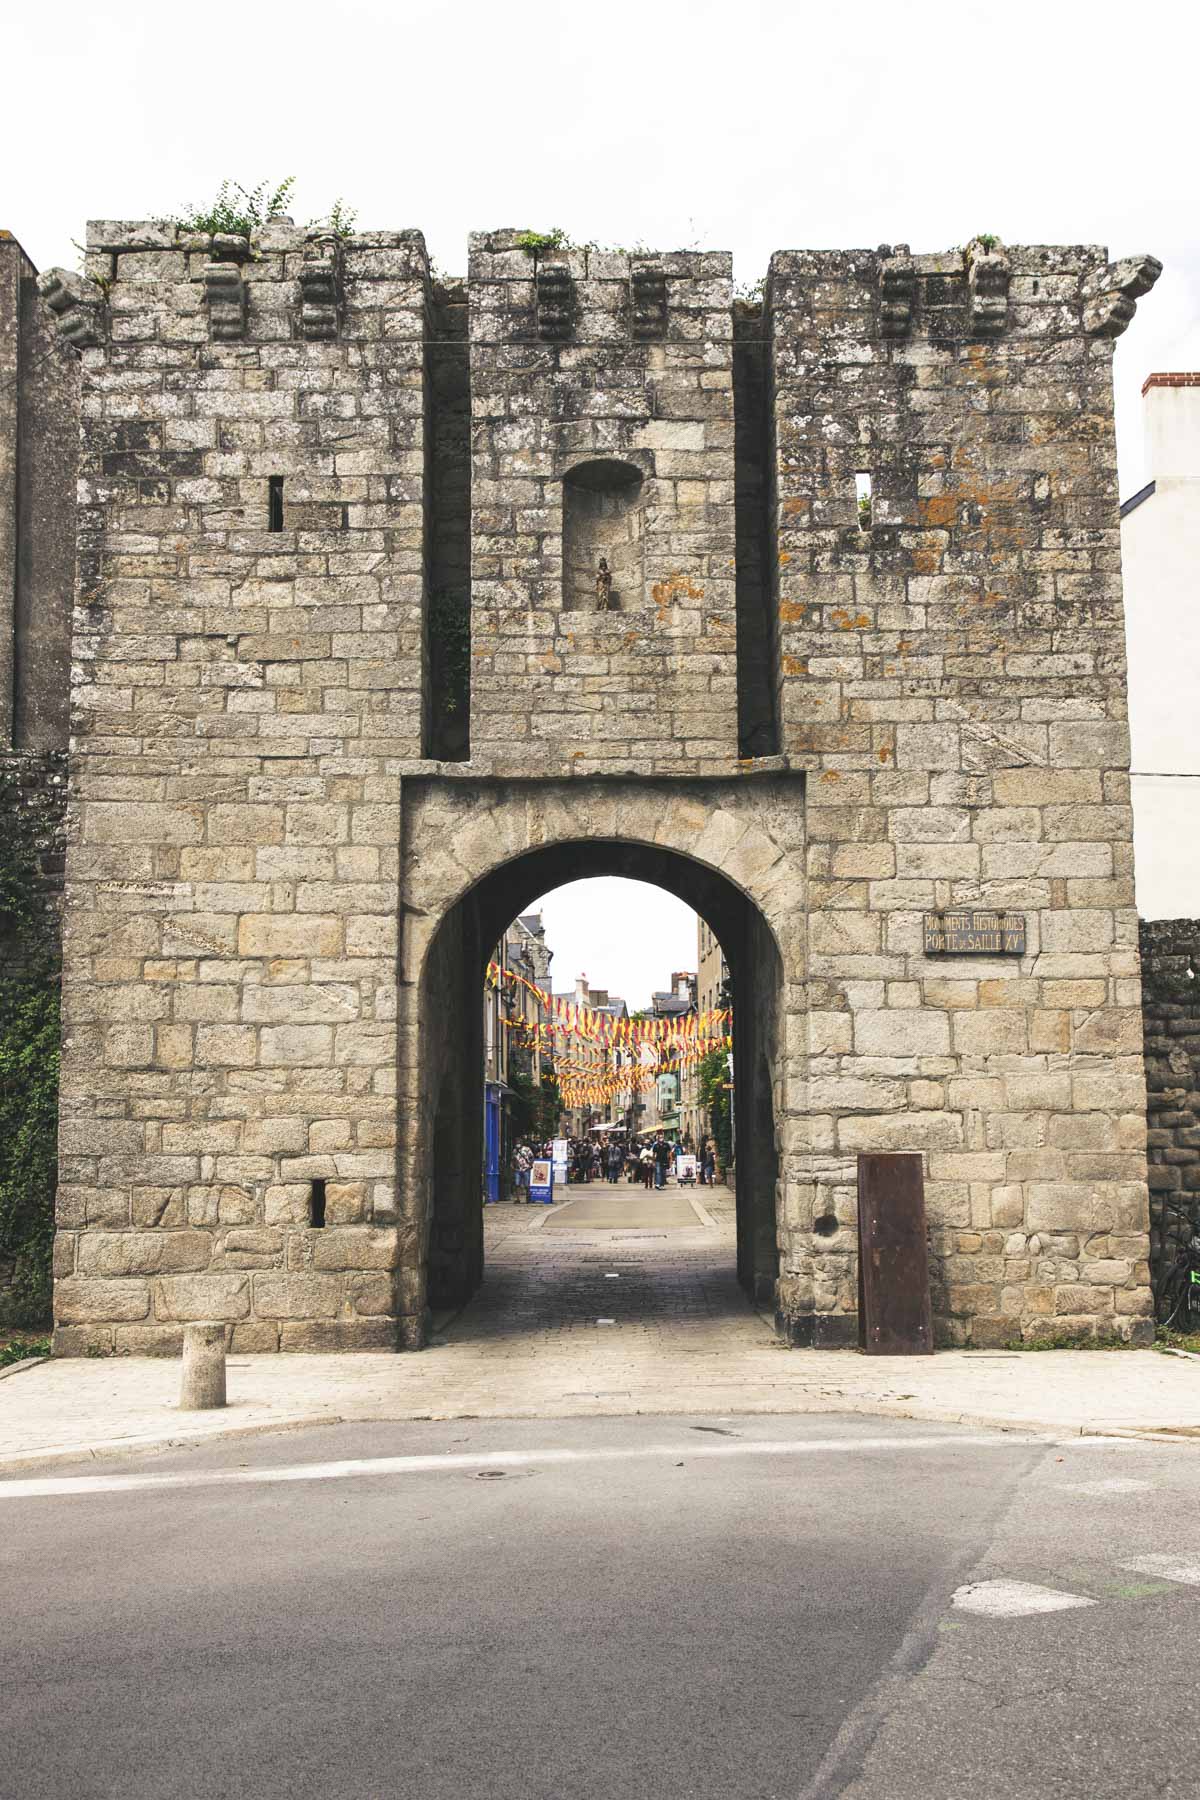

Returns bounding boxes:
[923,910,1026,955]
[529,1159,554,1205]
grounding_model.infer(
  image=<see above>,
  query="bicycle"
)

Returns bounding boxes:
[1157,1228,1200,1332]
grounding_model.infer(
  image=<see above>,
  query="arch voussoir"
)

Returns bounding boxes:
[397,771,805,1346]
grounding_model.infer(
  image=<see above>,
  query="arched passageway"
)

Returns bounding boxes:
[410,839,785,1343]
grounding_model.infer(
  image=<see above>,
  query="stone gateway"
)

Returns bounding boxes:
[1,220,1160,1352]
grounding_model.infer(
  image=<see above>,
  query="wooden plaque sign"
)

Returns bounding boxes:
[857,1152,934,1356]
[923,909,1026,955]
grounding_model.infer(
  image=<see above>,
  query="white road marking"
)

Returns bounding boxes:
[953,1579,1097,1618]
[1,1432,1038,1500]
[1117,1554,1200,1586]
[1066,1478,1154,1496]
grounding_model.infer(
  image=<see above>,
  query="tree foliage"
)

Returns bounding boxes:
[507,1046,562,1143]
[698,1046,733,1167]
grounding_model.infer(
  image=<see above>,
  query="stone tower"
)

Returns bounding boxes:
[35,219,1158,1351]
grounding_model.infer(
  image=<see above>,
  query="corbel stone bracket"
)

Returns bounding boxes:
[631,267,668,341]
[879,248,916,340]
[299,237,342,341]
[37,268,104,351]
[536,263,574,342]
[1082,254,1162,339]
[201,234,251,342]
[967,242,1010,337]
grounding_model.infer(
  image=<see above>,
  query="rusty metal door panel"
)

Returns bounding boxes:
[856,1152,933,1356]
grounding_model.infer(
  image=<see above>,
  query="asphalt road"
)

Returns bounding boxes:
[3,1414,1199,1799]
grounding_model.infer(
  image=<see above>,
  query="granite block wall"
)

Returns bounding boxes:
[467,234,739,773]
[15,220,1160,1351]
[769,242,1157,1343]
[52,221,431,1353]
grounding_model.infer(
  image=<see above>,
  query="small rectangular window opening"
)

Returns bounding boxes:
[855,472,873,531]
[268,476,285,532]
[309,1178,327,1229]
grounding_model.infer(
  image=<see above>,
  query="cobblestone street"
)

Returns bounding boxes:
[455,1183,762,1351]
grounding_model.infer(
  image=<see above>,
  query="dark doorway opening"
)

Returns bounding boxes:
[416,840,783,1341]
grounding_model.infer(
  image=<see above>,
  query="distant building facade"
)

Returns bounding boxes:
[485,913,554,1196]
[1121,373,1200,919]
[552,974,628,1138]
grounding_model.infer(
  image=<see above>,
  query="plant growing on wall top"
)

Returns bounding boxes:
[516,228,572,256]
[308,198,358,238]
[172,181,360,242]
[173,177,297,238]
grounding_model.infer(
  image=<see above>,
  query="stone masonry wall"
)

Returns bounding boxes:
[0,232,78,752]
[0,231,75,1314]
[54,221,430,1353]
[771,243,1154,1343]
[1139,919,1200,1297]
[468,234,738,773]
[47,221,1158,1351]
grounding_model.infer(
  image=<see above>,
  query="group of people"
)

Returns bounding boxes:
[509,1132,719,1201]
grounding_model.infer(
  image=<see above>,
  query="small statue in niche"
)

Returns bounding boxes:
[595,557,613,611]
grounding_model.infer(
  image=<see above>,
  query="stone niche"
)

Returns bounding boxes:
[562,458,644,610]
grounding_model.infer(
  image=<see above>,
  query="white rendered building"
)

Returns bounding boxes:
[1122,374,1200,919]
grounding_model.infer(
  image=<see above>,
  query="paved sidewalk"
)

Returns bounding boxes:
[3,1187,1198,1469]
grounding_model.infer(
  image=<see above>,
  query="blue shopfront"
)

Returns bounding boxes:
[484,1081,503,1205]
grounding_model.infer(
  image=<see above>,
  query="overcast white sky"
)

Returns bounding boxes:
[6,0,1198,979]
[532,880,698,1010]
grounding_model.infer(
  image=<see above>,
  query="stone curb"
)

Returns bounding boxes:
[0,1357,50,1383]
[4,1395,1197,1479]
[0,1410,353,1476]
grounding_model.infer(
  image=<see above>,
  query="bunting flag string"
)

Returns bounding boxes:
[485,961,731,1052]
[486,960,732,1111]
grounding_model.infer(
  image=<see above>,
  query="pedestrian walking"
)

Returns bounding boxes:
[606,1141,623,1184]
[514,1140,533,1201]
[639,1144,654,1189]
[653,1133,671,1191]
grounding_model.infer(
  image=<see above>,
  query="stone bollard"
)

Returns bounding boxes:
[180,1322,228,1410]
